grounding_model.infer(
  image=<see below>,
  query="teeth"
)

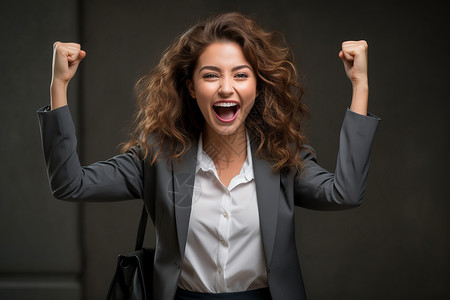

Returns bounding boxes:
[214,102,237,107]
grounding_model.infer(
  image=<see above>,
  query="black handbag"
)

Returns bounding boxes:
[106,205,154,300]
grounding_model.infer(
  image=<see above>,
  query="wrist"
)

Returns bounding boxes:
[50,81,69,110]
[350,81,369,116]
[51,79,69,90]
[351,79,368,90]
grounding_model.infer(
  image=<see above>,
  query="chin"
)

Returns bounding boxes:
[206,119,245,137]
[212,125,241,136]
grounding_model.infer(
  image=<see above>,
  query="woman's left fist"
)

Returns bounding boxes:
[339,40,368,86]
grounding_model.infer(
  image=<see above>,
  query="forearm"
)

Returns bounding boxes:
[50,80,68,110]
[295,109,380,210]
[339,40,369,116]
[349,81,368,116]
[37,106,144,201]
[50,42,86,110]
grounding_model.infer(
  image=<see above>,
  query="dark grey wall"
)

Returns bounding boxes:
[0,0,82,299]
[1,0,449,299]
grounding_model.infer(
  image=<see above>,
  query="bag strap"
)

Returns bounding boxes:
[135,204,148,251]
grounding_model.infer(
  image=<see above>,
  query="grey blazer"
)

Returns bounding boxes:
[37,105,379,300]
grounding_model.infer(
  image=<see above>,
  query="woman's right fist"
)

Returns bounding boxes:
[51,42,86,86]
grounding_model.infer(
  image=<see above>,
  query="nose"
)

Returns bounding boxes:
[218,76,234,97]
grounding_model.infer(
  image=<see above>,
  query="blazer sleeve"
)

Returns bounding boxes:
[37,105,144,201]
[294,109,380,210]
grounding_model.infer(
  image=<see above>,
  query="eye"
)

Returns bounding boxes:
[203,73,219,79]
[235,73,249,79]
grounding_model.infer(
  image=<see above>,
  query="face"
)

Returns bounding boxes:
[188,42,257,137]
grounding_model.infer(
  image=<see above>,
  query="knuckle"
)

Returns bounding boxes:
[69,42,81,48]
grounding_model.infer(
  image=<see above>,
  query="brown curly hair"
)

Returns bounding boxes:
[122,12,309,171]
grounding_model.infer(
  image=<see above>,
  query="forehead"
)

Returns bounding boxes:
[196,42,249,68]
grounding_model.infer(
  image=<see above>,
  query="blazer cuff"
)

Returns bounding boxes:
[346,108,381,121]
[36,104,68,113]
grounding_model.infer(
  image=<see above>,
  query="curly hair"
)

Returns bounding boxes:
[122,12,309,171]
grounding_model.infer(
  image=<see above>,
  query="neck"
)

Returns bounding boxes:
[202,125,247,165]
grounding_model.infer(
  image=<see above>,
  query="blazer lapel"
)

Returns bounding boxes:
[251,142,280,269]
[172,142,198,259]
[171,139,280,267]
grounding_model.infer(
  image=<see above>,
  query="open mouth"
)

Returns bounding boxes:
[212,102,240,123]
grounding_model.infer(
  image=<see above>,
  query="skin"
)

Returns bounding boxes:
[50,39,369,186]
[50,42,86,110]
[187,42,257,186]
[339,40,369,116]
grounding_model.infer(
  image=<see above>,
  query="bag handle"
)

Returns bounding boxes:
[135,205,148,251]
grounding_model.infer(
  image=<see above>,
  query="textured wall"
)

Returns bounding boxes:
[1,0,449,299]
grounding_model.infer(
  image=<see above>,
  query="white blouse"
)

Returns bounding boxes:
[178,133,268,293]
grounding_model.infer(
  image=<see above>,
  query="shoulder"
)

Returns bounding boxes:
[300,145,316,161]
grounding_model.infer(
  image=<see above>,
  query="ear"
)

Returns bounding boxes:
[186,79,196,99]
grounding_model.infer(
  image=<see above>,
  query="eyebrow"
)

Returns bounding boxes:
[198,64,253,73]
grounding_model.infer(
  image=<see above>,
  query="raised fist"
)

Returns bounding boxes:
[339,40,368,86]
[51,42,86,86]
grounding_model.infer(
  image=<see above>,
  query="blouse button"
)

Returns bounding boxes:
[223,211,228,218]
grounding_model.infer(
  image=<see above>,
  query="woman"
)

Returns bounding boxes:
[38,12,379,300]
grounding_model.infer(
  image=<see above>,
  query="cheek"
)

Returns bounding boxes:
[241,83,257,104]
[195,81,218,96]
[243,99,256,116]
[195,98,209,116]
[241,91,256,115]
[194,84,214,109]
